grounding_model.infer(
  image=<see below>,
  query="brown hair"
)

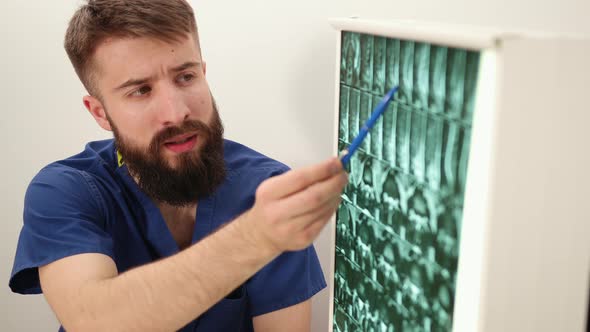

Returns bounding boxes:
[64,0,199,97]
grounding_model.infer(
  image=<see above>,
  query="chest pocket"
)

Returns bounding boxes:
[195,285,248,332]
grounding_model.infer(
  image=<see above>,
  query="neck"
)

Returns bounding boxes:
[128,170,198,216]
[156,201,198,250]
[157,201,198,219]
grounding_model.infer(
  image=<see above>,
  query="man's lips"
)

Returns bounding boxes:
[164,133,198,153]
[164,132,198,144]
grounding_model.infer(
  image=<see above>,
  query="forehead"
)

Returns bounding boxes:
[92,34,201,85]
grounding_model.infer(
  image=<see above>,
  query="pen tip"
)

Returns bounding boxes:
[388,86,399,100]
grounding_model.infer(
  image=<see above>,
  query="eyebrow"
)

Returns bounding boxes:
[113,61,201,91]
[171,61,201,73]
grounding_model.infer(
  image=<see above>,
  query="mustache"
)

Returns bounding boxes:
[150,120,211,151]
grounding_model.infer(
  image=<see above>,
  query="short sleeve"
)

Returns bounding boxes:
[9,165,114,294]
[246,244,327,316]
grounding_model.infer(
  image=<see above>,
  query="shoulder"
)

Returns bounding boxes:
[31,139,117,186]
[212,140,291,215]
[223,139,290,178]
[25,139,117,216]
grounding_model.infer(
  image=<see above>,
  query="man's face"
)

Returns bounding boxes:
[86,34,225,205]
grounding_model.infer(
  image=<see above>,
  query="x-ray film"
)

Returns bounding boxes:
[334,31,480,332]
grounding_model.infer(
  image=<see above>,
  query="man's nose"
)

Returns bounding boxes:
[156,85,190,126]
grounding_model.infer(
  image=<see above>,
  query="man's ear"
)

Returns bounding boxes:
[202,61,207,76]
[83,95,112,131]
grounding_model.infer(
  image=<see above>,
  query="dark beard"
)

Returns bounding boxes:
[110,104,226,206]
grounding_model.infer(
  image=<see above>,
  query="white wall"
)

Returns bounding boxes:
[1,0,588,331]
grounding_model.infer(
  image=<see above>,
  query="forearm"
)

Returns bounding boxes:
[65,213,278,332]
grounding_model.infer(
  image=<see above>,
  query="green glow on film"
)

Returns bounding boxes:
[333,31,480,332]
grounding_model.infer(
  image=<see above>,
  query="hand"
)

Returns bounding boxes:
[246,157,348,253]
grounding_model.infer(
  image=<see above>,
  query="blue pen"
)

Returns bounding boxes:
[340,86,399,166]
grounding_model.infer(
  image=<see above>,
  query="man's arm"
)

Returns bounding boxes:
[39,157,347,332]
[253,300,311,332]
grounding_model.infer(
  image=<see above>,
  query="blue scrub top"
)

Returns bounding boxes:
[9,139,326,331]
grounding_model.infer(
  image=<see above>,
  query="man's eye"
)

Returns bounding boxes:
[178,73,195,83]
[131,86,151,96]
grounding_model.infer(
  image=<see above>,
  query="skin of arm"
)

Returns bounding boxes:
[39,157,347,332]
